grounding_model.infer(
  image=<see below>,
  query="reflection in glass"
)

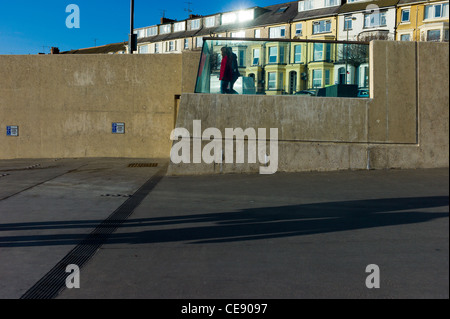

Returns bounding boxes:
[195,38,370,97]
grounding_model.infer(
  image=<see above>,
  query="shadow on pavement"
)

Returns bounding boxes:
[0,196,448,247]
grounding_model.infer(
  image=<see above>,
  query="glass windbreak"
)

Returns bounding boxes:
[195,38,370,98]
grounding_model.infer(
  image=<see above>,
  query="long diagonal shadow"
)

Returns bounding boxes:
[0,196,448,247]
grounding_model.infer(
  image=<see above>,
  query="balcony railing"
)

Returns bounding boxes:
[195,37,370,98]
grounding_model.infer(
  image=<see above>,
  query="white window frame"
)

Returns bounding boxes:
[147,27,158,37]
[205,16,215,28]
[269,26,286,38]
[191,19,201,30]
[399,33,412,41]
[268,72,277,90]
[364,11,387,28]
[294,45,302,63]
[424,2,449,20]
[295,23,303,36]
[160,24,171,34]
[313,43,324,61]
[138,45,149,54]
[268,46,278,63]
[231,30,246,38]
[313,20,331,34]
[401,8,410,23]
[254,29,261,38]
[252,48,260,65]
[344,16,354,30]
[137,29,145,39]
[174,22,185,32]
[184,38,189,50]
[312,69,323,88]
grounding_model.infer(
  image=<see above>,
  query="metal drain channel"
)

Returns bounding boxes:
[20,164,167,299]
[128,163,158,168]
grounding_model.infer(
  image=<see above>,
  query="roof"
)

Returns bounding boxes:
[293,6,341,21]
[338,0,400,14]
[397,0,439,5]
[137,1,299,43]
[61,42,127,54]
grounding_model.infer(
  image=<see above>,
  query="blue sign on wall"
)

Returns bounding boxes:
[6,126,18,137]
[112,123,125,134]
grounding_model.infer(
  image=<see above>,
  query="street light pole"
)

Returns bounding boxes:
[129,0,136,54]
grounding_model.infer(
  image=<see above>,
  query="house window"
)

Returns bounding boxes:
[325,43,331,61]
[191,19,200,30]
[184,38,189,50]
[324,0,339,7]
[137,29,145,38]
[276,6,289,14]
[401,9,410,23]
[269,26,286,38]
[147,27,158,36]
[169,41,175,52]
[295,23,302,36]
[313,43,324,61]
[344,16,354,30]
[325,69,330,86]
[269,46,278,63]
[400,34,411,41]
[138,45,148,54]
[278,72,284,91]
[363,66,369,88]
[312,69,322,88]
[313,20,331,34]
[160,24,171,34]
[154,43,160,53]
[196,37,203,47]
[294,45,302,63]
[364,11,387,28]
[231,31,245,38]
[174,22,185,32]
[205,16,215,28]
[427,29,441,42]
[254,29,261,38]
[298,0,314,11]
[279,46,285,64]
[424,3,449,19]
[252,48,260,65]
[268,72,277,90]
[238,50,245,67]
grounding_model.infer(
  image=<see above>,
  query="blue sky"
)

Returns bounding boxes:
[0,0,288,54]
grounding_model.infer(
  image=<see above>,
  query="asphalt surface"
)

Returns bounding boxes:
[0,158,448,300]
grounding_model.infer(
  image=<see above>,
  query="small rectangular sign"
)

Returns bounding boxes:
[6,126,19,137]
[112,123,125,134]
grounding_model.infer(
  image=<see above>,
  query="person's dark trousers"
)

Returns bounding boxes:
[221,80,230,94]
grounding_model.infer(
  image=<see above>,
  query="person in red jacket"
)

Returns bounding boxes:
[219,47,232,94]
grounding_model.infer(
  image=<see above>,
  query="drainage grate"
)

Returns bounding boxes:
[20,164,167,299]
[128,163,158,168]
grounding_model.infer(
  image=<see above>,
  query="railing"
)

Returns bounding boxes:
[195,37,370,98]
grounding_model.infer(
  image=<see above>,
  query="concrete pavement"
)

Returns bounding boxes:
[0,158,448,299]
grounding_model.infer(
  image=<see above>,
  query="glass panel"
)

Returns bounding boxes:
[194,39,370,97]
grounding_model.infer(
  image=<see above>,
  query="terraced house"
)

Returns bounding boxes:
[396,0,449,41]
[63,0,448,95]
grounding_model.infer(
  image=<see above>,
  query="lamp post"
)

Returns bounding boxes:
[345,16,357,84]
[129,0,137,54]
